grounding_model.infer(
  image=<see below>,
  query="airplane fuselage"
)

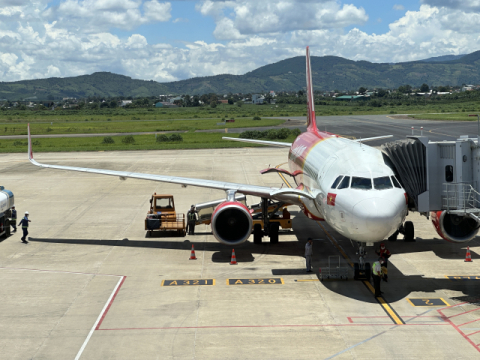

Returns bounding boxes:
[288,131,408,242]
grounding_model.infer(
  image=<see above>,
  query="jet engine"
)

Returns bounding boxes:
[431,210,479,243]
[211,201,253,245]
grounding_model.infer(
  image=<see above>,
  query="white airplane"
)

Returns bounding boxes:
[27,47,409,256]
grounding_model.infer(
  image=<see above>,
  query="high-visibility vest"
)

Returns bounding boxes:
[21,217,29,229]
[11,209,17,220]
[188,212,196,221]
[372,261,381,275]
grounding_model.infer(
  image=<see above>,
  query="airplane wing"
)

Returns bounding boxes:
[354,135,393,143]
[222,137,292,147]
[27,125,314,202]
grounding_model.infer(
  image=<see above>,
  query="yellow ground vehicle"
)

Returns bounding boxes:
[145,194,186,237]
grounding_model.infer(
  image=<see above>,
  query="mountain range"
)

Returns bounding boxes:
[0,52,477,100]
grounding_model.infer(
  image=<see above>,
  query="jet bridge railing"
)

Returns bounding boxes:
[443,183,480,215]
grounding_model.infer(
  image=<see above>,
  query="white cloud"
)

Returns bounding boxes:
[199,0,368,39]
[172,17,188,23]
[393,4,405,10]
[421,0,480,12]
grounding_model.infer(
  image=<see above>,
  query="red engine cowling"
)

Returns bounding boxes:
[431,210,479,243]
[211,201,253,245]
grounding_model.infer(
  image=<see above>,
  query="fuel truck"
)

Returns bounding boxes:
[0,186,14,238]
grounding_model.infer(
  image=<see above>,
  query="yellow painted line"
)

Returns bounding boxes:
[275,164,404,325]
[295,279,320,282]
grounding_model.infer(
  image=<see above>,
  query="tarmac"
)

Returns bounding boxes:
[1,116,480,359]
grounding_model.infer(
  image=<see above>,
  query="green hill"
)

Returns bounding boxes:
[1,50,480,100]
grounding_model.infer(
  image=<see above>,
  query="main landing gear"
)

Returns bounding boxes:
[253,198,281,245]
[353,242,371,281]
[388,221,415,242]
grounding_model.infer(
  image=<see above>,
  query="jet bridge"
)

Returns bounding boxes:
[381,134,480,243]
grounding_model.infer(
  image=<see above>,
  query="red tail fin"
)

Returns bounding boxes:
[306,46,318,133]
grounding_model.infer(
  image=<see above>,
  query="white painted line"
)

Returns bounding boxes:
[75,275,125,360]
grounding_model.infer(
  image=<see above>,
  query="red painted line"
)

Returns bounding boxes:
[97,323,448,331]
[449,307,480,319]
[458,318,480,327]
[437,309,480,353]
[347,317,353,323]
[466,330,480,337]
[95,276,126,330]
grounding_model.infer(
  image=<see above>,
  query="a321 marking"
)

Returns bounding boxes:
[162,279,214,286]
[227,278,284,285]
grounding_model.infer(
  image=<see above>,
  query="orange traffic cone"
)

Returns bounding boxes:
[465,247,472,262]
[230,249,237,265]
[189,244,197,260]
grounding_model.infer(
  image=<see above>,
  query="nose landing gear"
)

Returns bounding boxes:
[353,242,371,281]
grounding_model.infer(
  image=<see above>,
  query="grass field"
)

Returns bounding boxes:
[0,132,297,153]
[411,113,480,121]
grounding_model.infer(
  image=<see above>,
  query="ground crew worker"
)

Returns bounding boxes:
[18,211,30,244]
[186,205,198,235]
[282,207,290,219]
[10,205,17,232]
[375,243,391,281]
[372,257,385,297]
[305,238,313,272]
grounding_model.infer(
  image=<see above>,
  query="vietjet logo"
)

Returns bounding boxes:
[291,145,307,157]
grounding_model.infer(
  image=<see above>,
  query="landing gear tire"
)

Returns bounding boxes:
[253,224,263,245]
[404,221,415,242]
[388,230,398,242]
[269,223,279,244]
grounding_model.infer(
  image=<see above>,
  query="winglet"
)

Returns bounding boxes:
[306,46,318,134]
[28,124,33,161]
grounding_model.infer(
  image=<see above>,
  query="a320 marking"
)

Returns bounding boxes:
[227,278,284,285]
[162,279,215,286]
[407,298,449,307]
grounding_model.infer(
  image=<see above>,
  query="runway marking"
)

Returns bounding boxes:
[295,279,320,282]
[275,166,405,325]
[162,279,215,286]
[407,298,449,307]
[446,276,480,280]
[227,278,283,285]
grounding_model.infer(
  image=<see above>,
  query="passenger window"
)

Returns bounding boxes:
[445,165,453,182]
[351,177,372,190]
[337,176,350,189]
[374,176,392,190]
[391,176,402,188]
[331,176,343,189]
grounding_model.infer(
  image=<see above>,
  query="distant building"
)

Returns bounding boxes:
[120,100,132,107]
[218,99,228,104]
[155,101,178,108]
[252,94,264,105]
[335,95,369,101]
[169,96,182,103]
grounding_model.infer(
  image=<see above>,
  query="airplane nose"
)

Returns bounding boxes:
[352,196,404,241]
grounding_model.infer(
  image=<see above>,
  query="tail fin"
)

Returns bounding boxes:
[305,46,318,133]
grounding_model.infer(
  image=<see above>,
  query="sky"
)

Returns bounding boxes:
[1,0,480,83]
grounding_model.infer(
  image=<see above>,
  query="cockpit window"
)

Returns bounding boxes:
[337,176,350,189]
[331,176,343,189]
[351,177,372,190]
[391,176,401,188]
[374,176,393,190]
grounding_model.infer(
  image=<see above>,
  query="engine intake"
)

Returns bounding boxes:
[211,201,252,245]
[431,211,479,243]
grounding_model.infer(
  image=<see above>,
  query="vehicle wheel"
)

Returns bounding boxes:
[388,230,398,241]
[354,263,359,280]
[269,222,279,244]
[404,221,415,242]
[253,224,263,244]
[365,262,371,282]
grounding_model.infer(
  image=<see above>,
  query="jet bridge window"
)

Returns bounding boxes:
[331,176,344,189]
[337,176,350,189]
[445,165,454,182]
[374,176,393,190]
[351,177,372,190]
[391,176,402,188]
